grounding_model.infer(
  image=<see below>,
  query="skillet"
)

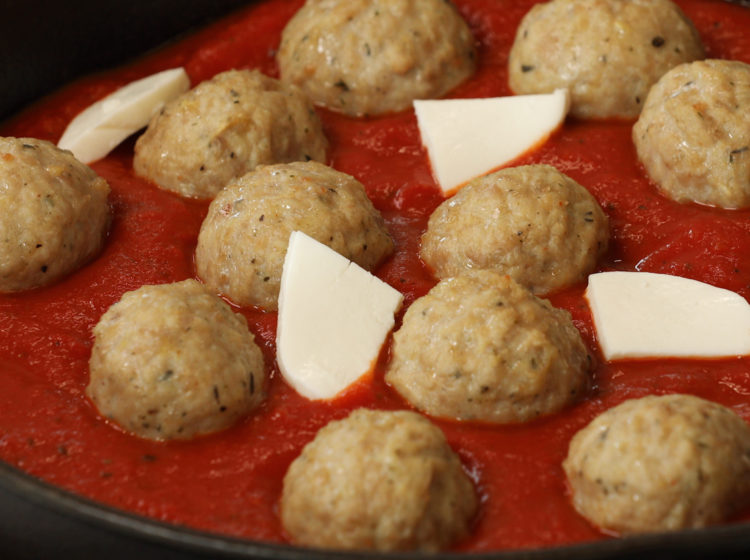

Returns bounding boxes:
[1,1,750,558]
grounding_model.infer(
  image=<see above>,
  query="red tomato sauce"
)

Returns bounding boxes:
[1,0,750,552]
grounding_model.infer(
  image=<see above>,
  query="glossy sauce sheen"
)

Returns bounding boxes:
[2,0,750,551]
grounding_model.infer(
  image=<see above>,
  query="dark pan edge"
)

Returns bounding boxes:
[0,0,251,122]
[2,459,750,560]
[2,1,750,558]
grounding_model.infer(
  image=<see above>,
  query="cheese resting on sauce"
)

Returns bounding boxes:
[276,231,403,400]
[58,67,190,164]
[586,271,750,361]
[413,88,570,195]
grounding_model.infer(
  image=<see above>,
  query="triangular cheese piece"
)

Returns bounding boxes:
[58,67,190,164]
[276,231,403,400]
[414,88,570,195]
[586,271,750,361]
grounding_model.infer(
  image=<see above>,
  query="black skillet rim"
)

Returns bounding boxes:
[2,458,750,559]
[1,0,750,558]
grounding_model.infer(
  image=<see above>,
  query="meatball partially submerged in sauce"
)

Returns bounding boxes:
[633,59,750,209]
[281,408,477,551]
[87,279,266,440]
[133,69,328,199]
[564,394,750,534]
[195,161,393,310]
[0,137,110,292]
[385,271,591,424]
[420,165,609,296]
[508,0,704,119]
[278,0,476,116]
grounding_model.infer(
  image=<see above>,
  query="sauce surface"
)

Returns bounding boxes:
[2,0,750,552]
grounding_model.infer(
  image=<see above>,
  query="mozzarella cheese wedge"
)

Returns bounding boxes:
[58,67,190,164]
[276,231,403,400]
[586,271,750,361]
[413,88,570,195]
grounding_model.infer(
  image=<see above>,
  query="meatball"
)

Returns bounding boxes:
[633,59,750,209]
[508,0,704,119]
[0,137,110,292]
[563,394,750,535]
[420,165,609,296]
[133,69,328,199]
[87,279,266,440]
[277,0,476,117]
[195,161,393,310]
[385,271,591,423]
[281,408,477,551]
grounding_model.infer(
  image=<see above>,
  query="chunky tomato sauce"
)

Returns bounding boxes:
[2,0,750,552]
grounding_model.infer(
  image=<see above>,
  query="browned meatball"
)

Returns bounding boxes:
[0,137,110,292]
[87,279,266,441]
[281,408,477,551]
[133,69,328,199]
[564,394,750,534]
[278,0,476,116]
[195,161,394,310]
[385,271,591,423]
[633,59,750,209]
[420,165,609,296]
[508,0,704,119]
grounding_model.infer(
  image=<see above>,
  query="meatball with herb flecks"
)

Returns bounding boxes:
[87,279,266,440]
[633,59,750,209]
[0,137,110,292]
[508,0,704,119]
[278,0,476,117]
[385,271,591,424]
[420,164,609,296]
[281,408,477,551]
[564,394,750,534]
[133,69,327,199]
[195,161,393,310]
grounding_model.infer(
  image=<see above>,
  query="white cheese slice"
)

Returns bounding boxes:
[276,231,403,400]
[58,67,190,164]
[586,271,750,361]
[413,88,570,195]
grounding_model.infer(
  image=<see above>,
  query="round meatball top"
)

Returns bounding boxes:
[281,408,477,551]
[633,59,750,209]
[564,394,750,534]
[87,279,266,440]
[508,0,704,119]
[0,137,109,292]
[134,69,328,199]
[195,161,394,310]
[278,0,476,116]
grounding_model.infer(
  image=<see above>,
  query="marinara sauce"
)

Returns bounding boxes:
[1,0,750,552]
